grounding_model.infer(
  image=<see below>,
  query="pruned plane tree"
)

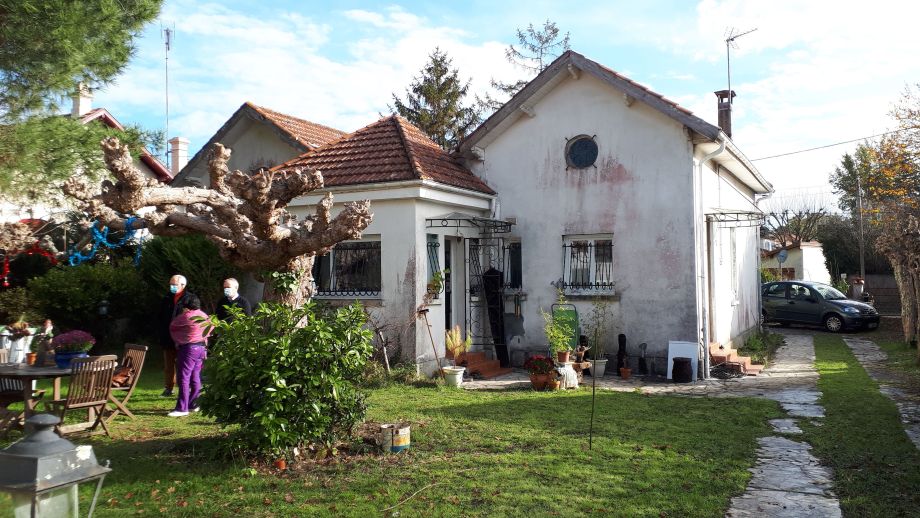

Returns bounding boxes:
[64,137,373,306]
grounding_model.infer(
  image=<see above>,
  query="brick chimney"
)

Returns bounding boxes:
[168,137,189,176]
[71,83,93,117]
[714,89,736,138]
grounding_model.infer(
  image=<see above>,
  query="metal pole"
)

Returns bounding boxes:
[857,173,866,280]
[589,328,598,450]
[419,310,445,381]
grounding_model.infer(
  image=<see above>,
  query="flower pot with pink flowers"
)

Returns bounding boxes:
[51,330,95,369]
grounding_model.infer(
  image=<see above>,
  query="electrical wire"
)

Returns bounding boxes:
[751,129,908,161]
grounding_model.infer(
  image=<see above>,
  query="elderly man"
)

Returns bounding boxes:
[158,274,196,397]
[216,277,253,323]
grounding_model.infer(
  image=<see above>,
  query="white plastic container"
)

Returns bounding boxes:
[442,366,465,387]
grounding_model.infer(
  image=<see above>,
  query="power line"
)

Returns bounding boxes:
[750,129,907,161]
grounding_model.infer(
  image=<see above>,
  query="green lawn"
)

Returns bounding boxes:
[1,362,782,517]
[803,334,920,517]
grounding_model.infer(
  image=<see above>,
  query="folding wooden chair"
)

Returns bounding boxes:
[106,343,148,424]
[49,355,117,437]
[0,376,43,437]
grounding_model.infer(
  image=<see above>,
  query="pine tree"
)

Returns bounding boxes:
[482,20,571,112]
[0,0,162,205]
[390,48,481,151]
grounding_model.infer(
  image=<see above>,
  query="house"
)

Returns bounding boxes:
[171,102,346,188]
[269,50,773,379]
[177,50,773,379]
[762,242,831,284]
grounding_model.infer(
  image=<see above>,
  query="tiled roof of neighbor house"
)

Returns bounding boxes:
[246,103,346,149]
[274,115,495,195]
[79,108,172,182]
[171,102,347,185]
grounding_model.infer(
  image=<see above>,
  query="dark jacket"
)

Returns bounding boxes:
[158,290,196,349]
[216,295,253,323]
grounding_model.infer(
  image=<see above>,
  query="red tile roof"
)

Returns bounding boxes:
[274,116,495,195]
[79,108,172,182]
[247,103,346,149]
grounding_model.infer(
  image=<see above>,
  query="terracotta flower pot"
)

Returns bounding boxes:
[547,378,561,390]
[529,373,549,390]
[620,367,632,380]
[556,351,570,363]
[575,351,585,363]
[25,353,37,366]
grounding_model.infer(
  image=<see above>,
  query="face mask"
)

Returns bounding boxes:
[223,288,233,297]
[169,285,179,294]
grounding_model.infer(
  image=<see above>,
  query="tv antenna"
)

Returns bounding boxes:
[162,24,175,168]
[724,27,757,103]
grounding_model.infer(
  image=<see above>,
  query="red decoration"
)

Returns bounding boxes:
[1,236,57,288]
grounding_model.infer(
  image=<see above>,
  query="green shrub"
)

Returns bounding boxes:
[200,301,373,457]
[27,259,153,332]
[139,235,241,313]
[738,330,784,366]
[0,287,43,324]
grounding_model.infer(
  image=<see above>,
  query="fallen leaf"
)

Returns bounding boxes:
[166,487,176,494]
[177,501,188,508]
[263,498,272,505]
[284,493,294,503]
[125,492,134,499]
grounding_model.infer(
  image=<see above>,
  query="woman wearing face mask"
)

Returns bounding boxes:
[167,294,210,417]
[215,277,253,323]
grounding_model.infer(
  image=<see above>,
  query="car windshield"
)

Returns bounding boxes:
[812,284,847,300]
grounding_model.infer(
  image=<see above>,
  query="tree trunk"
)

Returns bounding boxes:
[891,258,917,344]
[261,255,316,308]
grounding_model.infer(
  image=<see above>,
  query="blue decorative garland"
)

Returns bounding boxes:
[68,216,144,266]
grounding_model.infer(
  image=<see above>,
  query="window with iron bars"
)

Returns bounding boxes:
[426,235,441,297]
[312,240,381,297]
[561,235,614,293]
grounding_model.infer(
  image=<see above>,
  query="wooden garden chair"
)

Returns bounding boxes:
[105,343,147,424]
[0,376,44,437]
[48,355,117,437]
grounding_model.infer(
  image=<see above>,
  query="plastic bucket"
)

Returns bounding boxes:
[672,357,693,383]
[379,424,411,453]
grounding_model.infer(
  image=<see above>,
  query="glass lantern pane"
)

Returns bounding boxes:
[12,485,78,518]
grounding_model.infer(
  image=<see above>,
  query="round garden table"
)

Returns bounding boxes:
[0,363,71,419]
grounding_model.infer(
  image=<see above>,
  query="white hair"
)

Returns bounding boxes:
[224,277,239,288]
[171,274,187,286]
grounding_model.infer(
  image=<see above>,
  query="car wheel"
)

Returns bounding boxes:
[824,314,844,333]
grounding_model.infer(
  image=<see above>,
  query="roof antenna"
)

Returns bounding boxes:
[724,27,757,103]
[161,23,175,168]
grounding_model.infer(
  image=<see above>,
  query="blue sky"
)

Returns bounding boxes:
[91,0,920,210]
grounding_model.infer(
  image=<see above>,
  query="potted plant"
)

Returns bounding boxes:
[542,292,575,363]
[441,325,470,388]
[523,355,555,390]
[51,330,96,369]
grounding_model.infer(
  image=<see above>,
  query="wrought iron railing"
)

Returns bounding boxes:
[313,241,381,296]
[560,240,615,291]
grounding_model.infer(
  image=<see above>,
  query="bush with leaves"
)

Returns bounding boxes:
[200,301,373,457]
[0,287,43,325]
[27,259,152,332]
[139,234,241,313]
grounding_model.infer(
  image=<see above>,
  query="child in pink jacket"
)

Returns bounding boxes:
[167,295,211,417]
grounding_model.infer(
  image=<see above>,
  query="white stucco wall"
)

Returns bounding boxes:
[698,157,761,349]
[466,73,699,366]
[293,182,492,376]
[801,246,831,284]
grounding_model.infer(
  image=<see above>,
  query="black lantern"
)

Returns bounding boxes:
[0,414,111,517]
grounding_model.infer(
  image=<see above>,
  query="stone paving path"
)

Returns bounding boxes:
[464,333,843,517]
[725,334,840,518]
[842,337,920,450]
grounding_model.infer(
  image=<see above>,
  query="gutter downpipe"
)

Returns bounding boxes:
[754,191,773,331]
[697,138,726,380]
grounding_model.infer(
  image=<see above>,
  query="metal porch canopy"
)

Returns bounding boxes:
[425,212,514,234]
[705,209,765,228]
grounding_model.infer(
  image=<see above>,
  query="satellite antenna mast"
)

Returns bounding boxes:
[162,24,174,168]
[724,27,757,103]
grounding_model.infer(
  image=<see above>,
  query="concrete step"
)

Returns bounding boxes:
[744,364,765,376]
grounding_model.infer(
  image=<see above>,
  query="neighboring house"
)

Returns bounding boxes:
[171,101,346,187]
[762,242,831,284]
[0,89,171,223]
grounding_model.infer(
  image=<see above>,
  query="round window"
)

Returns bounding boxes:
[565,135,598,169]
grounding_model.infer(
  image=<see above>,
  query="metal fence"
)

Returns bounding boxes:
[313,241,381,296]
[560,240,615,291]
